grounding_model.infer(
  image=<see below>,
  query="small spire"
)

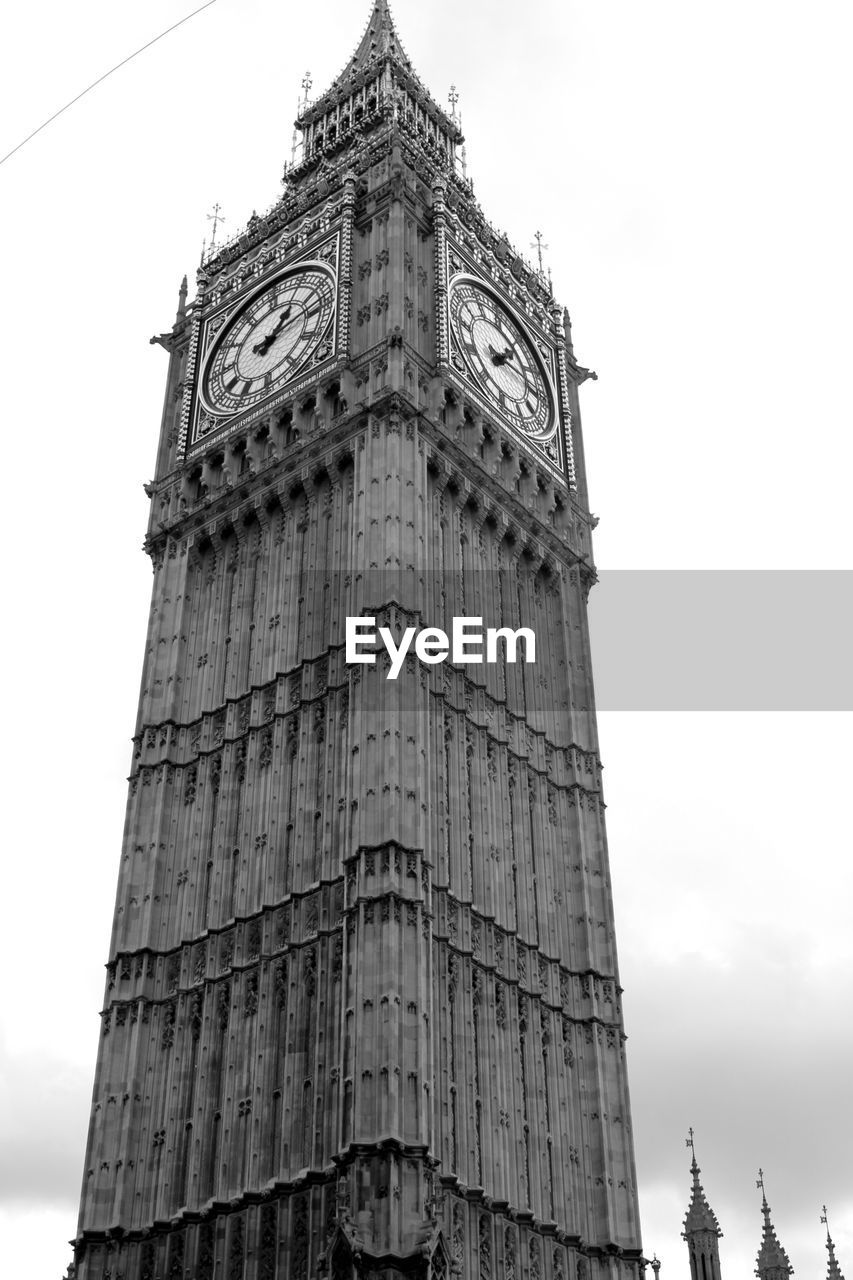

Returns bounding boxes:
[755,1172,793,1280]
[682,1130,723,1238]
[176,274,188,322]
[563,305,575,355]
[822,1207,846,1280]
[651,1255,661,1280]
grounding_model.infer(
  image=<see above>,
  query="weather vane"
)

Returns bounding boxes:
[686,1127,695,1150]
[756,1169,765,1193]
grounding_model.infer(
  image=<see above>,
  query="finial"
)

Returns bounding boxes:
[532,230,550,278]
[301,70,313,109]
[448,84,460,122]
[757,1169,766,1200]
[206,202,225,255]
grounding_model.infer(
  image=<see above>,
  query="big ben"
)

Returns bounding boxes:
[70,4,645,1278]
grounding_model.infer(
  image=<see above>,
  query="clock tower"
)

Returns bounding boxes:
[69,4,644,1279]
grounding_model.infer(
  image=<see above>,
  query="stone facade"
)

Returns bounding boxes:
[70,5,643,1278]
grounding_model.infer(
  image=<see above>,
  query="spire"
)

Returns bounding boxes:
[754,1171,793,1280]
[682,1132,723,1280]
[349,0,411,73]
[291,0,463,174]
[682,1129,723,1238]
[822,1208,846,1280]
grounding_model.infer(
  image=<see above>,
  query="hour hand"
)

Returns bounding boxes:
[252,331,276,356]
[252,305,292,354]
[489,342,514,366]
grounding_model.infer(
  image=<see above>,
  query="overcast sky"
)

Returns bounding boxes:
[0,2,851,1277]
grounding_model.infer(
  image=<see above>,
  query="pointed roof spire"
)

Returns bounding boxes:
[822,1208,846,1280]
[295,0,462,146]
[682,1129,723,1238]
[349,0,410,72]
[754,1171,794,1280]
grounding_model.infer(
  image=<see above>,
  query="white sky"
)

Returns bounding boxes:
[0,2,851,1277]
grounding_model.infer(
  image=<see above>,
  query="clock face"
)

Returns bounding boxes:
[449,281,554,437]
[201,266,336,414]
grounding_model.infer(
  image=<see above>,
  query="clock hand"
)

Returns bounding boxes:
[252,302,322,356]
[488,342,514,366]
[252,305,293,355]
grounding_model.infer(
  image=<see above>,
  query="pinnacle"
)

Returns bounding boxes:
[682,1153,723,1238]
[755,1191,793,1279]
[825,1221,846,1280]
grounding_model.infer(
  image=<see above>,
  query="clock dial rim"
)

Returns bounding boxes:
[448,274,557,441]
[199,260,337,417]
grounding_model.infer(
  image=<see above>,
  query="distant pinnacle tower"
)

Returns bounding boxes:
[755,1176,794,1280]
[681,1133,723,1280]
[823,1210,846,1280]
[68,2,644,1277]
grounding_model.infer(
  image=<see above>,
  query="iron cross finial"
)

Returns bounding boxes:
[756,1169,765,1192]
[206,202,225,253]
[686,1127,695,1149]
[301,70,313,107]
[821,1207,829,1227]
[532,230,549,276]
[449,84,460,120]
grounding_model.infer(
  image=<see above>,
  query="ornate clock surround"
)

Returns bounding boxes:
[182,229,345,459]
[443,238,571,483]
